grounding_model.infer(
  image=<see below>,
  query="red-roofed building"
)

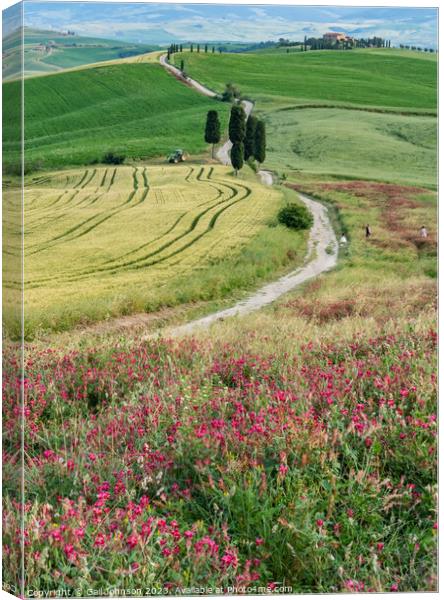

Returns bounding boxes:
[323,32,354,43]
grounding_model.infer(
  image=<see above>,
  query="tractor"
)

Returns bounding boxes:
[167,149,186,164]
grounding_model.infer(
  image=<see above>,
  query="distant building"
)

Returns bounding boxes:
[323,32,354,43]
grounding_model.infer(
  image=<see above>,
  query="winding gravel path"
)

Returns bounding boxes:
[159,54,254,166]
[156,193,337,337]
[145,56,339,336]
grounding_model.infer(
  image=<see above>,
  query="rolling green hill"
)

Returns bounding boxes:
[172,49,437,110]
[2,27,158,80]
[3,62,228,171]
[172,49,437,186]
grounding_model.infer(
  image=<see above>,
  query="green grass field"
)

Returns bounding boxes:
[172,49,437,110]
[264,107,436,186]
[3,62,229,171]
[3,164,310,336]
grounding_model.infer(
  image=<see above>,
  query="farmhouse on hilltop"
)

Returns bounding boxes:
[323,32,354,43]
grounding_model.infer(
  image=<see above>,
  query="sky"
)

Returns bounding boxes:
[4,2,439,47]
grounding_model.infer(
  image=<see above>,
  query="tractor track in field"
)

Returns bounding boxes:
[22,167,254,287]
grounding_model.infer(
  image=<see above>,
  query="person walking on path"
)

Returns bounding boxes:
[340,233,348,246]
[365,224,371,238]
[420,226,428,238]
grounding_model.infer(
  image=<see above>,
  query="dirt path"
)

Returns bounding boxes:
[159,54,253,166]
[147,192,338,338]
[154,56,339,337]
[159,53,217,98]
[257,170,274,186]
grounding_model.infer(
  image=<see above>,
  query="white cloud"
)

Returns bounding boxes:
[22,3,438,48]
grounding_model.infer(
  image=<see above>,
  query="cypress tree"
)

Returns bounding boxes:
[205,44,208,53]
[180,59,185,73]
[228,104,246,144]
[197,44,200,53]
[254,120,266,165]
[244,114,258,160]
[204,110,221,158]
[190,43,193,52]
[212,46,215,53]
[231,142,244,175]
[179,44,183,52]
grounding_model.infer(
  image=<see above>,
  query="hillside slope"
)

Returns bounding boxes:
[2,27,158,81]
[171,49,437,186]
[3,62,228,171]
[172,49,437,110]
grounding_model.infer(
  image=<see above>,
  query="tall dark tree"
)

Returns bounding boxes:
[204,110,221,158]
[204,44,208,53]
[197,44,200,53]
[253,120,266,165]
[180,59,185,73]
[212,46,215,53]
[244,114,258,160]
[228,104,246,144]
[179,44,183,52]
[190,43,194,52]
[230,142,244,175]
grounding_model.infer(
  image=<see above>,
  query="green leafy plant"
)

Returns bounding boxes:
[278,203,313,230]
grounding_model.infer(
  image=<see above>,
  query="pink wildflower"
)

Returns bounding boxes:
[278,464,288,476]
[94,534,105,547]
[64,544,77,562]
[74,527,85,539]
[127,534,138,549]
[221,551,238,568]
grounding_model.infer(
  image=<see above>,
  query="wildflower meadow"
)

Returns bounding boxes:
[3,325,437,594]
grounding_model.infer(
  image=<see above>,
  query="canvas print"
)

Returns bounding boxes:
[2,1,438,597]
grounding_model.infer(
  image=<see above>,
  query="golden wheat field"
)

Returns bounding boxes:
[3,164,284,334]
